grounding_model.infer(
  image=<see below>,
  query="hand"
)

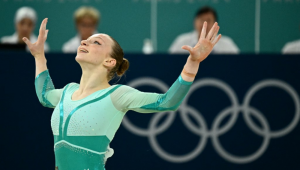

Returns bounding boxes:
[182,22,221,63]
[23,18,49,58]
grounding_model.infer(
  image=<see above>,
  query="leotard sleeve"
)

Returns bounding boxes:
[35,70,63,108]
[112,75,193,113]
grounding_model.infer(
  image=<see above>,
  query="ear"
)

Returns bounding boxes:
[103,58,116,68]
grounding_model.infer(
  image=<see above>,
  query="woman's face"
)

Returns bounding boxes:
[75,33,115,67]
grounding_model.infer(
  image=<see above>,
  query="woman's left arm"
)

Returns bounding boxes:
[117,22,221,113]
[117,75,192,113]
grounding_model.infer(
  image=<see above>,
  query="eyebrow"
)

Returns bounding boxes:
[87,36,106,43]
[94,36,105,43]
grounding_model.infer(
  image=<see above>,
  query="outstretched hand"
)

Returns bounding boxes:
[23,18,49,58]
[182,22,221,63]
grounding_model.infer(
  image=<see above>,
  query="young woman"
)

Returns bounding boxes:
[23,18,221,170]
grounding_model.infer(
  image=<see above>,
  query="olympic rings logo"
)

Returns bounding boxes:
[122,77,300,164]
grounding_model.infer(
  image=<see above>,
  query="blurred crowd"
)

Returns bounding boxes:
[1,6,299,54]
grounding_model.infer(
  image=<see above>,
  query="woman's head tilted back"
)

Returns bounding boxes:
[75,33,129,81]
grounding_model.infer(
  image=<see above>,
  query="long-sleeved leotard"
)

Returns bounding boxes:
[35,70,193,170]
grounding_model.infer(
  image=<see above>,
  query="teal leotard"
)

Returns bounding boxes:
[35,70,193,170]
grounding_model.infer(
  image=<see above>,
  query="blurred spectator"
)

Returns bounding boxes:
[282,40,300,54]
[282,26,300,53]
[169,6,239,54]
[0,7,50,52]
[62,6,100,53]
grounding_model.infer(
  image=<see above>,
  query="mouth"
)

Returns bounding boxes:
[79,48,89,53]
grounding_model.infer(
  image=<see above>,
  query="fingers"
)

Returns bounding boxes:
[39,18,48,36]
[200,22,207,40]
[212,34,222,45]
[38,18,48,43]
[210,26,220,42]
[206,22,218,40]
[181,45,193,53]
[22,37,32,47]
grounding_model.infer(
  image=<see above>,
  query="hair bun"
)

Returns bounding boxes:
[116,58,129,76]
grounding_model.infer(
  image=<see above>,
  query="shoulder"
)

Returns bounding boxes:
[169,31,196,53]
[44,42,50,52]
[282,39,300,53]
[64,82,78,90]
[213,35,240,53]
[111,85,139,97]
[65,36,80,45]
[62,35,81,53]
[30,34,38,42]
[113,84,136,92]
[174,31,195,42]
[218,35,235,43]
[283,39,300,48]
[1,34,17,43]
[68,82,79,86]
[68,82,79,87]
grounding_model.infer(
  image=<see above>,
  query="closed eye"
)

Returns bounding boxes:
[94,41,101,45]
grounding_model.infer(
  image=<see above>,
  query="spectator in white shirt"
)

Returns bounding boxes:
[1,6,50,52]
[62,6,100,53]
[169,6,239,54]
[282,40,300,54]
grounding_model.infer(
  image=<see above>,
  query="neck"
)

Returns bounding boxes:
[77,64,110,95]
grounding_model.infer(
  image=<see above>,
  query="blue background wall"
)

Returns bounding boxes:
[1,52,300,169]
[0,0,300,53]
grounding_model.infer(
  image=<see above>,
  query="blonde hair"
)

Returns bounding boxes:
[74,6,100,24]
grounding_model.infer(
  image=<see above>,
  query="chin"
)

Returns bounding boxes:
[75,54,96,66]
[75,54,85,63]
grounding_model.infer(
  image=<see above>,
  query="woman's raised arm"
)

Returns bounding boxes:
[23,18,49,77]
[23,18,62,108]
[181,21,221,82]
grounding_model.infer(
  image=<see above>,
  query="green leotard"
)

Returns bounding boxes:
[35,70,193,170]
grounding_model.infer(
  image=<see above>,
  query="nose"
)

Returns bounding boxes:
[81,40,88,46]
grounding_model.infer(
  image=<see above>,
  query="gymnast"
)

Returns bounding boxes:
[23,18,221,170]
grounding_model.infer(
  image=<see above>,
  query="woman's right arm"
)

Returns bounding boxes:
[23,18,63,108]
